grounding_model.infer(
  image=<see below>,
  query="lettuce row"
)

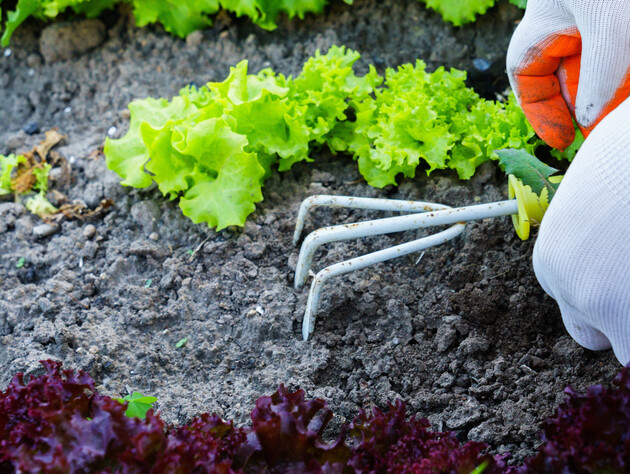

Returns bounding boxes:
[1,0,526,46]
[0,360,508,472]
[328,60,538,187]
[105,46,546,230]
[422,0,527,27]
[0,0,351,46]
[105,46,382,230]
[3,359,630,472]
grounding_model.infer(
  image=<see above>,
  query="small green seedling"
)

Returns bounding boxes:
[144,278,152,288]
[187,249,194,255]
[176,338,188,348]
[115,391,157,419]
[15,257,25,268]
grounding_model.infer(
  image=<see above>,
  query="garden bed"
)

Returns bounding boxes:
[0,0,620,464]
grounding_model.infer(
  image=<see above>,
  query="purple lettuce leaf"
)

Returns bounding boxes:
[154,413,247,473]
[346,400,509,473]
[0,360,166,473]
[512,366,630,473]
[238,384,350,473]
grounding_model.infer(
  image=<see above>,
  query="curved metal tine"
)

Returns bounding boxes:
[293,195,451,245]
[302,224,466,341]
[294,200,519,289]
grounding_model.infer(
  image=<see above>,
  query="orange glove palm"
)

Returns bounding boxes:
[507,0,630,150]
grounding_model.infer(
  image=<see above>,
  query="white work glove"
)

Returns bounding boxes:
[507,0,630,150]
[533,96,630,365]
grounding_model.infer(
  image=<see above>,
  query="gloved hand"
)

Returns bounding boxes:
[533,96,630,365]
[507,0,630,150]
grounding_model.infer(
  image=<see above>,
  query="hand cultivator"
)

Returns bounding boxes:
[293,175,560,341]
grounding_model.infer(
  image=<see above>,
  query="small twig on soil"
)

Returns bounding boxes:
[188,234,213,262]
[488,270,510,281]
[68,290,90,309]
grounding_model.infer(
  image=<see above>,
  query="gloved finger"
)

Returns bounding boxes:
[557,301,611,351]
[574,26,630,134]
[609,334,630,367]
[508,31,581,150]
[556,54,591,137]
[532,239,555,300]
[556,54,579,116]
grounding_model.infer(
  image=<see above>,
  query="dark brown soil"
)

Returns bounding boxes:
[0,0,620,464]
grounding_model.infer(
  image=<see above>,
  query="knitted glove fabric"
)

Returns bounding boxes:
[507,0,630,150]
[533,96,630,365]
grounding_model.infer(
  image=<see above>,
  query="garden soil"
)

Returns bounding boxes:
[0,0,621,464]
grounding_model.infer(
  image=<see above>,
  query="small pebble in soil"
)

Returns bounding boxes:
[63,106,72,114]
[22,121,40,135]
[26,54,42,68]
[472,58,492,71]
[186,30,203,47]
[83,224,96,239]
[3,48,11,58]
[107,126,117,137]
[32,223,59,238]
[149,232,159,241]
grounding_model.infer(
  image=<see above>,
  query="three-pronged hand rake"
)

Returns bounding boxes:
[292,175,559,341]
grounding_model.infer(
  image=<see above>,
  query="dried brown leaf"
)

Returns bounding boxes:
[88,147,104,161]
[43,198,114,224]
[34,130,65,160]
[11,167,37,194]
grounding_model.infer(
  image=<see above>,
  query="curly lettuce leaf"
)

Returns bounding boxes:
[25,192,58,216]
[509,0,527,8]
[206,61,311,167]
[551,127,584,161]
[240,0,327,30]
[69,0,120,16]
[291,46,381,145]
[132,0,220,37]
[211,61,290,105]
[1,0,39,47]
[423,0,496,26]
[40,0,117,17]
[104,95,201,188]
[139,120,199,197]
[32,163,52,193]
[177,118,265,229]
[422,0,526,26]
